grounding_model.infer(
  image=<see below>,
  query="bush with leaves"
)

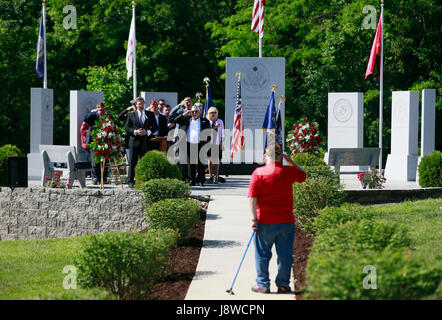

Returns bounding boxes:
[307,203,375,235]
[145,198,200,243]
[140,178,191,205]
[0,144,24,186]
[135,151,182,188]
[305,249,442,300]
[75,229,178,300]
[418,150,442,187]
[312,218,413,254]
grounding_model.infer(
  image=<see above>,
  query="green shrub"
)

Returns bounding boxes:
[312,219,413,254]
[292,152,326,168]
[293,176,346,232]
[135,150,182,188]
[0,144,24,186]
[75,229,178,300]
[145,198,200,243]
[305,249,442,300]
[309,203,375,235]
[418,150,442,187]
[140,178,191,204]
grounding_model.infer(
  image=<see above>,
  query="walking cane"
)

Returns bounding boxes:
[226,231,255,295]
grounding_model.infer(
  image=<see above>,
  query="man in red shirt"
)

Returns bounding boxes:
[248,143,306,293]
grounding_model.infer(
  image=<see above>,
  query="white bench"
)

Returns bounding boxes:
[39,145,90,188]
[327,148,380,182]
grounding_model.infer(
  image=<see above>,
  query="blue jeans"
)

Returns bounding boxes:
[254,222,295,289]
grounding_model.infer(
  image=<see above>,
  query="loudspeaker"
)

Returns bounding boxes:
[8,157,28,188]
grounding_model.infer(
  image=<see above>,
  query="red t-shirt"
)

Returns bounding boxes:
[248,162,306,224]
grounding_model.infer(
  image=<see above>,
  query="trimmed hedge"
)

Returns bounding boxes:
[145,198,200,243]
[418,150,442,187]
[140,178,191,204]
[75,229,178,300]
[0,144,24,186]
[305,249,442,300]
[135,150,181,188]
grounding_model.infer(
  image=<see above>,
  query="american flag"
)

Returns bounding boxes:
[230,77,244,159]
[251,0,265,39]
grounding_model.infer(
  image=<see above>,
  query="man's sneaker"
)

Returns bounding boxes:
[277,286,292,293]
[251,285,270,294]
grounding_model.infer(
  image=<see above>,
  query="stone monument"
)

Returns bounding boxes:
[69,90,104,162]
[325,92,364,172]
[27,88,54,179]
[384,91,419,181]
[225,57,285,164]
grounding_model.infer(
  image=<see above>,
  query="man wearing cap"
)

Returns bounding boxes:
[125,97,156,188]
[248,143,306,294]
[146,100,168,151]
[174,102,211,186]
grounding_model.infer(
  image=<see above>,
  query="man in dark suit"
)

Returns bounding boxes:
[146,100,169,151]
[125,97,155,188]
[174,103,211,186]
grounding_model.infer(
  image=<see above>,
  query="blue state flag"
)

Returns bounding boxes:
[262,90,282,151]
[36,13,45,78]
[204,84,214,118]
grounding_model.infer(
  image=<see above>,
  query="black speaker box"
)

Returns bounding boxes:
[8,157,28,188]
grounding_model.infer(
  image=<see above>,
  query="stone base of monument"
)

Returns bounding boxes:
[384,154,419,182]
[27,153,43,180]
[219,163,262,175]
[323,152,368,173]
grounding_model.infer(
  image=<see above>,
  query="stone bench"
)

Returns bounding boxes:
[327,148,380,182]
[39,145,91,188]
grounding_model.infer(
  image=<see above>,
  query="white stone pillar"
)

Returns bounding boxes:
[69,91,104,162]
[385,91,419,181]
[27,88,53,179]
[325,92,364,172]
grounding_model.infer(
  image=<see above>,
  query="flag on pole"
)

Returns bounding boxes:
[365,14,383,79]
[251,0,265,39]
[230,75,245,159]
[203,77,214,119]
[275,100,283,146]
[36,11,45,78]
[262,89,279,150]
[126,14,136,80]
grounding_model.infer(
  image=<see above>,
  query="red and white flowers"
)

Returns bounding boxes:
[357,168,386,189]
[44,171,72,189]
[286,120,322,155]
[89,117,124,165]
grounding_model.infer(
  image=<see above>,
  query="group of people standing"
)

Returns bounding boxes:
[80,96,225,188]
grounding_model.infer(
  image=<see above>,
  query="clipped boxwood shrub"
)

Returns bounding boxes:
[305,249,442,300]
[312,218,413,254]
[418,150,442,187]
[293,176,346,231]
[145,198,200,242]
[292,152,327,168]
[140,178,191,204]
[309,203,375,235]
[135,150,182,188]
[75,229,178,300]
[0,144,24,186]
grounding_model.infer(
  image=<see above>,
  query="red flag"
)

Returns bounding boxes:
[365,15,382,79]
[251,0,266,39]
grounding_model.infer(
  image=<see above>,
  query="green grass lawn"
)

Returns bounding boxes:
[0,236,113,300]
[370,198,442,263]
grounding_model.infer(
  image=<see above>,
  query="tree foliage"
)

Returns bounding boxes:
[0,0,440,156]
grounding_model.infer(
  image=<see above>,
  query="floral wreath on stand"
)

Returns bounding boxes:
[88,116,124,189]
[286,120,322,155]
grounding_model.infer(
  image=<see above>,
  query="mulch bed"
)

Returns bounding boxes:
[293,225,315,300]
[150,198,315,300]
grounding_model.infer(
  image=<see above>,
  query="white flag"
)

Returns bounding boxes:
[126,15,136,80]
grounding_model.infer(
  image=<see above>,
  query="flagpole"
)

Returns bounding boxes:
[132,1,137,100]
[43,0,47,89]
[258,0,262,58]
[379,0,384,170]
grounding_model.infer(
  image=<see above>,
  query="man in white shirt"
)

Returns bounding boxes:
[174,103,211,186]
